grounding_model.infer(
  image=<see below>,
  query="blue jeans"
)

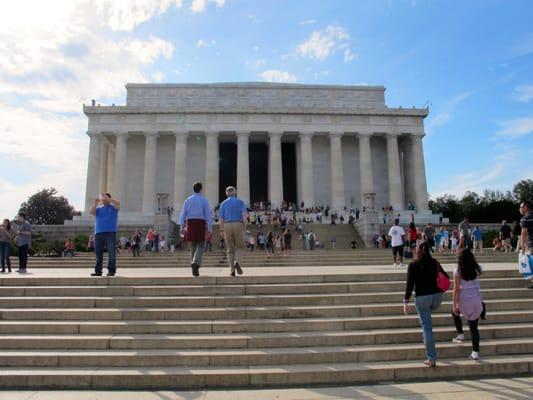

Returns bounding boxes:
[415,292,443,361]
[94,232,117,274]
[0,242,11,269]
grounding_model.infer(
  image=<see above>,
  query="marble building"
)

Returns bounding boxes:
[82,82,430,220]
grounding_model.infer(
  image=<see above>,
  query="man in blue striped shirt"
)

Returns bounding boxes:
[178,182,212,277]
[219,186,247,276]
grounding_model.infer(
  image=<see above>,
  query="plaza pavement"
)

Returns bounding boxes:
[1,376,532,399]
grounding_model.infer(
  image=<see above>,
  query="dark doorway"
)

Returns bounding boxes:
[219,142,237,203]
[249,142,268,204]
[282,142,297,205]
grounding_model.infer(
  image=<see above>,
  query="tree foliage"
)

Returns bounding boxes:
[429,187,522,223]
[513,179,533,203]
[18,188,80,225]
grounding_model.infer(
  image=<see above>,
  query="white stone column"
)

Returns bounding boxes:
[98,138,108,194]
[114,133,129,204]
[330,132,345,210]
[236,131,250,206]
[141,133,158,215]
[107,145,115,195]
[412,134,429,211]
[173,132,188,213]
[268,131,284,208]
[299,132,314,208]
[386,133,403,211]
[358,132,374,207]
[84,132,101,213]
[205,131,219,207]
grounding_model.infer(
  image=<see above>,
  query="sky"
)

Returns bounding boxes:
[0,0,532,217]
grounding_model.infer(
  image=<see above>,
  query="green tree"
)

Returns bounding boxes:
[513,180,533,203]
[18,188,80,225]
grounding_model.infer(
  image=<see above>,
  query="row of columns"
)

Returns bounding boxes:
[84,131,429,214]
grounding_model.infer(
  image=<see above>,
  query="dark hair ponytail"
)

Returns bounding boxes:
[457,248,482,281]
[416,241,435,267]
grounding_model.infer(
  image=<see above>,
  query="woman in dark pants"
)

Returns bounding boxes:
[451,248,484,361]
[403,242,449,367]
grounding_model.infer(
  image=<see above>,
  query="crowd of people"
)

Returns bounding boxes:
[377,217,523,257]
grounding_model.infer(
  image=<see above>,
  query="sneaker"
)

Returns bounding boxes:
[452,334,465,343]
[423,359,436,367]
[392,263,398,268]
[468,351,480,361]
[234,262,243,275]
[191,263,200,277]
[90,272,102,277]
[107,272,116,277]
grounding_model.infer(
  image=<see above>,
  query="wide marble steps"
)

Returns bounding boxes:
[0,270,530,389]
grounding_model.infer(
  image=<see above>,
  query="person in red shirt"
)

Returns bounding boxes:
[64,238,75,257]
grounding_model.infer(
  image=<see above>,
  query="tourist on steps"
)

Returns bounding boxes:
[90,193,120,277]
[0,219,14,273]
[403,242,449,367]
[13,212,32,274]
[519,200,533,289]
[388,218,406,267]
[218,186,246,277]
[179,182,212,277]
[451,248,484,361]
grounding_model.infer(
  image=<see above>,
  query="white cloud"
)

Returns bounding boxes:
[297,25,355,62]
[299,19,317,25]
[0,103,88,216]
[343,48,355,63]
[94,0,177,31]
[512,85,533,102]
[253,45,260,52]
[0,1,175,214]
[496,117,533,139]
[191,0,206,12]
[191,0,226,13]
[425,92,472,134]
[431,163,505,198]
[259,70,297,83]
[196,39,216,48]
[152,70,165,82]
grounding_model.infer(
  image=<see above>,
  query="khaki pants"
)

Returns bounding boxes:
[224,222,245,270]
[473,240,483,254]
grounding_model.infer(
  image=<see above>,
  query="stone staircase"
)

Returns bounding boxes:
[0,250,531,389]
[22,248,517,268]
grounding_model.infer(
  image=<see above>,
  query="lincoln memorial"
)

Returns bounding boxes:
[82,82,430,221]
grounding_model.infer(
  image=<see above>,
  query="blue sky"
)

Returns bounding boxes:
[0,0,532,216]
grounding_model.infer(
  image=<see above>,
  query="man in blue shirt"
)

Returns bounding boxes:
[471,226,483,254]
[179,182,212,277]
[89,193,120,276]
[218,186,247,276]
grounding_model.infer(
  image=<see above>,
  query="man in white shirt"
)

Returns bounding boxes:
[388,218,406,267]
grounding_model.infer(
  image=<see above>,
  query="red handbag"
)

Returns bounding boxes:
[436,261,451,292]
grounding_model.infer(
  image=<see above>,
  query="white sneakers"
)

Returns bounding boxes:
[452,335,480,361]
[452,334,465,343]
